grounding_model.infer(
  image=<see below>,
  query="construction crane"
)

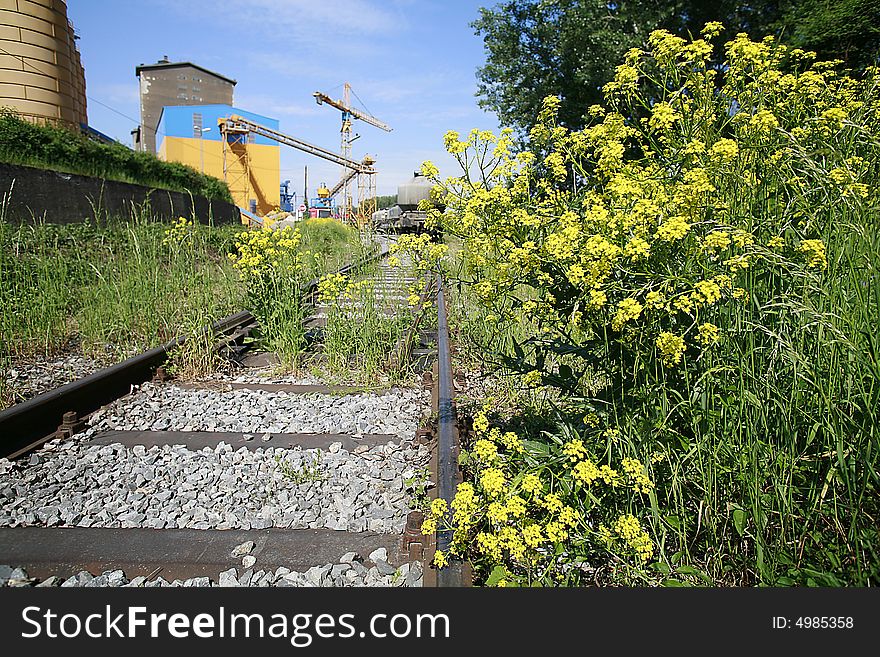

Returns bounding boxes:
[217,114,377,225]
[313,83,391,222]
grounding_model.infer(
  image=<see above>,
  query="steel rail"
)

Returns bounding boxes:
[0,243,391,460]
[435,273,466,586]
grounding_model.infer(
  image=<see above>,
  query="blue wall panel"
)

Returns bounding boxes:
[156,104,280,149]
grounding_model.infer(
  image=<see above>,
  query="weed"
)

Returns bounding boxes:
[275,452,326,485]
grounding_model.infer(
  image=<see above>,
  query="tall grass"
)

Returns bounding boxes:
[0,210,243,404]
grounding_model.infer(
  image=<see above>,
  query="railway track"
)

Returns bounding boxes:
[0,236,464,588]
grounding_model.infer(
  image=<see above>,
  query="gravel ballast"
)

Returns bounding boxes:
[88,383,429,439]
[0,437,429,532]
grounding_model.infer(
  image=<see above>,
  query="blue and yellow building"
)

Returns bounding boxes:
[156,104,279,216]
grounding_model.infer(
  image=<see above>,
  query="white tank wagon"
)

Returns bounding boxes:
[373,172,434,232]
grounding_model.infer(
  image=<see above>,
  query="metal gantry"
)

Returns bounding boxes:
[217,114,377,222]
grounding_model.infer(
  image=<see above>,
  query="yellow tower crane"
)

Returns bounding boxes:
[313,83,391,223]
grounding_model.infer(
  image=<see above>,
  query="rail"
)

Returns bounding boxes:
[434,273,467,586]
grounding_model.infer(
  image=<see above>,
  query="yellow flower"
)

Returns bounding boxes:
[562,439,587,462]
[573,460,600,486]
[472,412,489,434]
[621,458,654,493]
[588,288,608,309]
[649,102,680,130]
[798,239,827,270]
[702,231,731,251]
[480,467,506,497]
[655,216,690,241]
[430,498,448,517]
[611,298,643,331]
[473,439,499,463]
[698,322,721,346]
[420,517,437,535]
[709,138,739,161]
[506,496,527,517]
[522,524,545,548]
[656,332,686,367]
[624,237,651,259]
[487,501,509,525]
[521,474,542,495]
[433,550,448,568]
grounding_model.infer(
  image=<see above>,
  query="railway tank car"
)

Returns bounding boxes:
[373,171,434,232]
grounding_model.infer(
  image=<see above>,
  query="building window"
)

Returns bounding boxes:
[178,74,186,80]
[177,93,188,99]
[192,96,202,101]
[192,86,201,92]
[193,76,202,82]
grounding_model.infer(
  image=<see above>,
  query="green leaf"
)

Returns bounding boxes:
[662,578,691,587]
[485,565,508,587]
[733,508,746,536]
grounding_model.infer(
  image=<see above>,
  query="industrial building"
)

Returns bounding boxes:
[134,57,235,154]
[0,0,87,127]
[156,104,279,215]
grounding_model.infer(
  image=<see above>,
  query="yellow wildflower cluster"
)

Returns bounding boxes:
[419,24,877,584]
[798,239,828,270]
[608,514,655,562]
[229,225,303,279]
[621,458,654,494]
[656,331,686,367]
[163,216,194,246]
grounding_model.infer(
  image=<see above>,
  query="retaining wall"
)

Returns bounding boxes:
[0,162,241,225]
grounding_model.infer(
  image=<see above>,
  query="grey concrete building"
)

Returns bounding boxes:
[134,56,235,153]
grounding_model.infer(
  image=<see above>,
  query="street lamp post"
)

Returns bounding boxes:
[196,126,211,173]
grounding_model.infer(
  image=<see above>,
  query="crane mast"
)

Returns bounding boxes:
[313,82,391,223]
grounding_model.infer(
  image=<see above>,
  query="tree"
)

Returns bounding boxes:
[783,0,880,69]
[472,1,879,137]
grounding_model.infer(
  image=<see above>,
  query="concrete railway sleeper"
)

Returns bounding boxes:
[0,234,469,588]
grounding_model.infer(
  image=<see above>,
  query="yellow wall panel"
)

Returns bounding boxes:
[2,95,58,117]
[0,81,24,97]
[0,68,57,90]
[0,9,54,37]
[160,136,280,215]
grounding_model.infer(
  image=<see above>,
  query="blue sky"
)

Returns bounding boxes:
[66,0,502,197]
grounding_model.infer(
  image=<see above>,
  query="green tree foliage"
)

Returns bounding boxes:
[783,0,880,69]
[375,194,398,209]
[0,109,233,202]
[473,0,879,136]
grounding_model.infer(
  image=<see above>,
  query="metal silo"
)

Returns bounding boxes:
[0,0,87,127]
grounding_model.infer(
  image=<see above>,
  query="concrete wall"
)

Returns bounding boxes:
[136,62,234,154]
[0,161,241,225]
